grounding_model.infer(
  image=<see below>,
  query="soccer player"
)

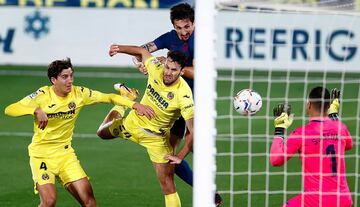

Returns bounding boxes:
[270,87,353,207]
[4,58,154,207]
[135,3,223,205]
[97,44,194,207]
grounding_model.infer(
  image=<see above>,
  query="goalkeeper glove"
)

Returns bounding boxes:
[328,88,340,120]
[273,103,294,137]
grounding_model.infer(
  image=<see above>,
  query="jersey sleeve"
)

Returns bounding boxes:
[153,32,171,50]
[79,86,135,108]
[4,89,43,117]
[270,128,302,166]
[178,89,194,121]
[342,123,353,151]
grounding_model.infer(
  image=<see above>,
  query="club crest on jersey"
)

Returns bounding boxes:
[167,92,174,100]
[68,102,76,110]
[42,173,49,180]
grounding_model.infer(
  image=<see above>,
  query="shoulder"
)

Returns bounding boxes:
[27,86,49,99]
[145,56,162,69]
[289,126,305,137]
[155,30,178,42]
[177,79,193,99]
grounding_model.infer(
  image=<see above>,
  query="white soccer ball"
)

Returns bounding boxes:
[233,89,262,115]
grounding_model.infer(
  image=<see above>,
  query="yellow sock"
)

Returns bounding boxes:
[165,192,181,207]
[111,105,126,117]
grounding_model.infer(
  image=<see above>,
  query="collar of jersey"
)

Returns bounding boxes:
[309,117,331,122]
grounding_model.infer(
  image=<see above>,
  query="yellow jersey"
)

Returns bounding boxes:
[5,85,135,157]
[126,57,194,135]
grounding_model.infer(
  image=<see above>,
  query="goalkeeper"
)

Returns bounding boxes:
[4,58,154,207]
[270,87,353,207]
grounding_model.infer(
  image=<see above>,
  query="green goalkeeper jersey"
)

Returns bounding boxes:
[5,85,135,157]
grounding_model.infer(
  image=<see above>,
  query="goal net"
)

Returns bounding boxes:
[194,1,360,207]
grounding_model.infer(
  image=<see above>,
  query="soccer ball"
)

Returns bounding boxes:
[233,89,262,115]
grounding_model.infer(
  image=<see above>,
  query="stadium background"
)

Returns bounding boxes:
[1,0,360,206]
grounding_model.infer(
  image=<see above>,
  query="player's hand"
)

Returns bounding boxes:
[109,44,120,57]
[164,154,182,164]
[273,104,293,129]
[132,103,155,119]
[34,108,48,130]
[329,88,340,114]
[132,57,148,75]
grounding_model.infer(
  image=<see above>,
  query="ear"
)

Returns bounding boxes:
[51,77,56,85]
[180,68,185,76]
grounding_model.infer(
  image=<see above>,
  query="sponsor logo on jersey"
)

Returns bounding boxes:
[68,102,76,110]
[41,173,49,181]
[47,110,75,119]
[167,92,174,100]
[147,84,169,109]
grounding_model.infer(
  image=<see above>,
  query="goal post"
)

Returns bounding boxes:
[194,0,217,207]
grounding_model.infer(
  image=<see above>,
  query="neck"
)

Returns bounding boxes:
[309,111,328,118]
[52,86,68,97]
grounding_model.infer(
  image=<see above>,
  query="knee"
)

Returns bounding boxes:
[96,127,113,140]
[40,196,56,207]
[159,176,176,194]
[82,197,96,207]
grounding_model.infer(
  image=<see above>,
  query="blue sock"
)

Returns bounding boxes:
[175,160,193,186]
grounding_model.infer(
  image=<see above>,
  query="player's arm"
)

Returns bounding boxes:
[165,118,193,164]
[270,104,299,166]
[5,94,48,129]
[109,44,152,64]
[132,42,159,75]
[328,88,340,120]
[182,66,194,80]
[81,87,155,119]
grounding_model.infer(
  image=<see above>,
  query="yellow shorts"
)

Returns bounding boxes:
[110,117,173,163]
[29,152,87,194]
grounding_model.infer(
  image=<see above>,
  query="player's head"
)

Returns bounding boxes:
[163,51,187,85]
[48,58,74,96]
[170,3,195,41]
[307,86,330,116]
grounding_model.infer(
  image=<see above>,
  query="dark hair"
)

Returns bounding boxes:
[167,51,187,69]
[170,3,194,24]
[47,57,73,84]
[308,86,330,113]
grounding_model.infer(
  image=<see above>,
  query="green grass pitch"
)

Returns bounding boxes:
[0,65,359,206]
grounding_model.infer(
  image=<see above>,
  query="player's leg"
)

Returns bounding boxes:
[97,83,138,139]
[59,152,96,207]
[37,184,57,207]
[170,117,194,186]
[66,178,96,207]
[30,157,58,207]
[140,131,180,207]
[153,162,181,207]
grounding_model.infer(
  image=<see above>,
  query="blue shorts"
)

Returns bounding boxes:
[170,116,186,138]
